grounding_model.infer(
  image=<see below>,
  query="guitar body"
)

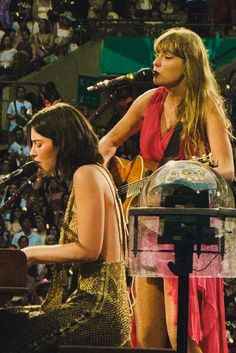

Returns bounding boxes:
[109,155,144,221]
[109,153,215,224]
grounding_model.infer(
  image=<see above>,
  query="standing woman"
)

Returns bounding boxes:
[99,27,234,353]
[0,103,131,353]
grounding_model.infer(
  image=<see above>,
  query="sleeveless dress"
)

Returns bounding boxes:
[139,87,228,353]
[0,165,131,353]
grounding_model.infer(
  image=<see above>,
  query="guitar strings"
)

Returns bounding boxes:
[118,176,149,195]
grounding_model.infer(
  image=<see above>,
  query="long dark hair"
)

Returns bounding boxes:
[27,103,103,179]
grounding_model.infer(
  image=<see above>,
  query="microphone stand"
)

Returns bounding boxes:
[129,207,236,353]
[0,174,36,215]
[88,86,127,123]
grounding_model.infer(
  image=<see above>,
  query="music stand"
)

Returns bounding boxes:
[129,207,236,353]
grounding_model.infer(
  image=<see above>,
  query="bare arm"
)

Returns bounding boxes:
[205,100,234,181]
[99,89,156,164]
[22,166,105,265]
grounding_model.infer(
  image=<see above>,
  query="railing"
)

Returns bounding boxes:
[75,17,235,42]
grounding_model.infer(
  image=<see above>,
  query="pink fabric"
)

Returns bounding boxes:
[139,87,228,353]
[140,87,185,162]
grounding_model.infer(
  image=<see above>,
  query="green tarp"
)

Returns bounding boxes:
[100,35,236,74]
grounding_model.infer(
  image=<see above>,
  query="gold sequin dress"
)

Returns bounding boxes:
[0,166,131,353]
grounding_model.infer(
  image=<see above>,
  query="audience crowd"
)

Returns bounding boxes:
[0,80,68,306]
[0,1,235,81]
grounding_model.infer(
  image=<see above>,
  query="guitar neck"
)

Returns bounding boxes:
[118,176,149,198]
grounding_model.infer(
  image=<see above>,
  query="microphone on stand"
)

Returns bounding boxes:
[87,68,153,92]
[0,161,38,187]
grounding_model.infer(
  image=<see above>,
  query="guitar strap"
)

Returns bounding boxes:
[160,122,183,166]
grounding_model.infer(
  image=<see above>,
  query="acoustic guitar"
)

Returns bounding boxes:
[109,155,158,222]
[109,153,217,222]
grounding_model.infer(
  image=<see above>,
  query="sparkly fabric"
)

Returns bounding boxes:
[0,165,131,353]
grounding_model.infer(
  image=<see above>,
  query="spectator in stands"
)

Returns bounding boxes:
[8,128,30,166]
[32,0,53,20]
[126,3,141,20]
[47,223,60,242]
[88,0,105,19]
[34,214,47,243]
[0,157,11,178]
[7,85,32,137]
[5,27,20,48]
[5,204,22,238]
[43,80,62,106]
[32,18,55,65]
[45,233,57,245]
[0,158,12,204]
[0,34,17,80]
[136,0,153,18]
[0,214,11,248]
[103,0,119,19]
[16,26,33,60]
[46,0,67,24]
[30,0,53,35]
[54,11,75,55]
[35,84,46,111]
[25,191,42,220]
[99,0,120,35]
[159,0,174,19]
[46,176,63,213]
[18,234,29,249]
[11,212,43,247]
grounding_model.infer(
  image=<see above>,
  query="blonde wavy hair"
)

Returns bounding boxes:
[154,27,232,158]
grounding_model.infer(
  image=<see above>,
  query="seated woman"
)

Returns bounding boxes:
[0,34,17,79]
[32,18,55,64]
[0,103,131,353]
[5,204,22,238]
[53,11,75,55]
[32,0,53,20]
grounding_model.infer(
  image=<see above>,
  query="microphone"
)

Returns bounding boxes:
[0,161,38,187]
[87,68,153,92]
